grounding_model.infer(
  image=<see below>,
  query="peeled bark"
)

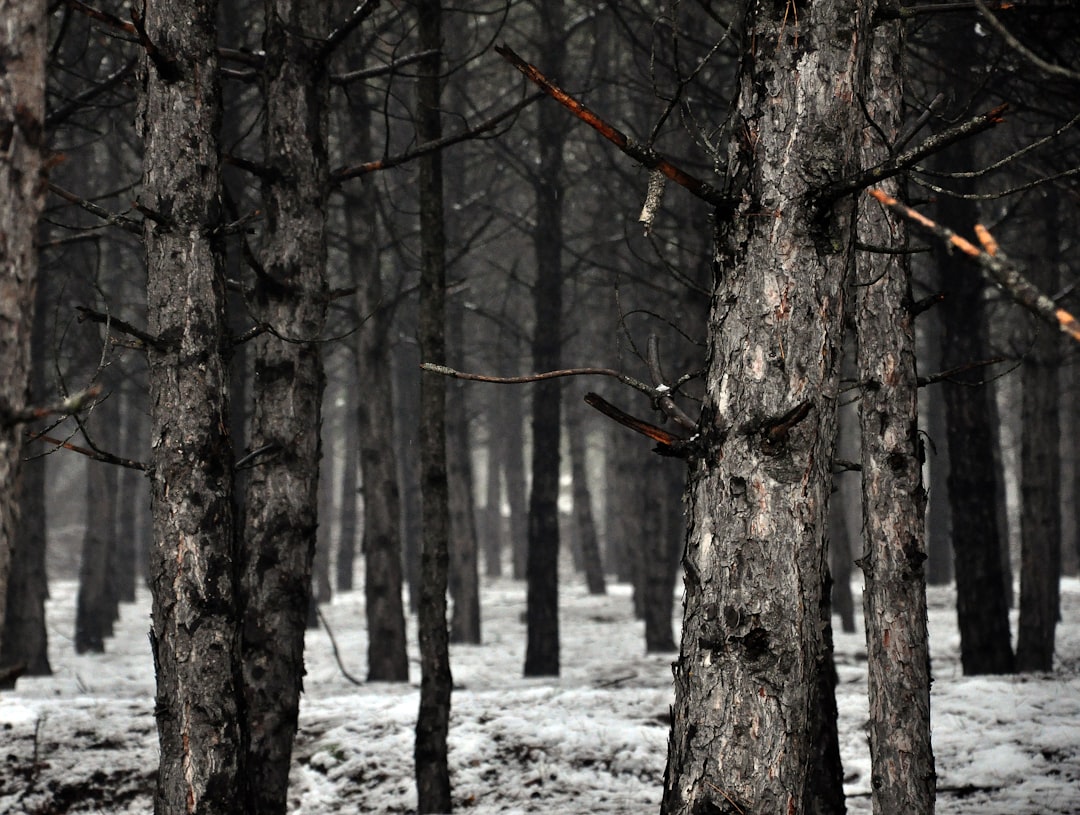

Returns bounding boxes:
[138,2,247,810]
[662,0,865,809]
[0,0,46,662]
[854,18,935,812]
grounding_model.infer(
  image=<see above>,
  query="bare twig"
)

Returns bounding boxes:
[420,361,658,400]
[584,392,688,457]
[318,0,379,62]
[869,189,1080,344]
[47,183,142,235]
[1,385,102,429]
[495,44,732,210]
[973,0,1080,82]
[645,335,698,431]
[76,306,165,351]
[25,430,147,471]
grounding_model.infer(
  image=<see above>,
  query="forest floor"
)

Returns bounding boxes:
[1,573,1078,814]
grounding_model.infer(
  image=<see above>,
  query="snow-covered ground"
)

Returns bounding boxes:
[2,575,1078,814]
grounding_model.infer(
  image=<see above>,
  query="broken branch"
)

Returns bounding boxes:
[496,44,732,210]
[868,189,1080,344]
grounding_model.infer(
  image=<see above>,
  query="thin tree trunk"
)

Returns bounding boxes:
[828,488,857,635]
[500,383,528,580]
[1016,191,1063,673]
[239,0,330,809]
[76,453,117,653]
[482,421,503,577]
[661,0,864,809]
[567,397,605,595]
[336,395,358,592]
[414,1,452,809]
[138,1,248,809]
[0,0,46,665]
[855,18,935,811]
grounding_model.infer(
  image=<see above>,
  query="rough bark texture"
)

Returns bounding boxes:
[661,0,865,810]
[935,167,1015,676]
[138,2,248,811]
[414,1,452,809]
[524,0,567,678]
[855,19,935,813]
[1016,193,1062,673]
[0,0,46,662]
[239,0,330,810]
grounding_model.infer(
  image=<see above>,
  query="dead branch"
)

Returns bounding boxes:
[26,430,147,471]
[76,306,165,351]
[868,189,1080,344]
[495,44,732,210]
[645,335,698,431]
[973,0,1080,82]
[318,0,380,62]
[820,104,1007,205]
[1,385,102,429]
[332,92,543,183]
[65,0,136,34]
[420,362,659,400]
[331,50,437,85]
[917,357,1010,388]
[583,392,689,457]
[47,183,142,235]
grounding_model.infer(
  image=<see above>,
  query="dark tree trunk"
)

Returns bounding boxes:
[828,484,857,635]
[394,339,423,610]
[922,302,954,586]
[336,396,358,592]
[447,300,481,644]
[936,168,1015,676]
[2,264,53,683]
[661,0,865,809]
[138,1,248,810]
[414,2,452,810]
[482,420,503,578]
[523,0,567,680]
[500,383,529,580]
[238,0,330,810]
[76,454,118,653]
[854,19,935,811]
[348,89,408,681]
[1016,191,1063,673]
[567,397,605,595]
[0,0,45,665]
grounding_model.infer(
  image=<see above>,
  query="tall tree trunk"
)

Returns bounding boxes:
[76,452,118,653]
[854,18,935,812]
[500,383,529,580]
[0,0,45,664]
[1016,191,1063,672]
[349,88,408,681]
[414,1,452,810]
[922,303,954,586]
[239,0,330,810]
[336,393,358,592]
[1,261,52,683]
[482,420,503,578]
[936,165,1015,676]
[661,0,865,809]
[524,0,567,679]
[138,1,248,810]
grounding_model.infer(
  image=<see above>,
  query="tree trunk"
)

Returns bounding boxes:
[524,0,567,679]
[1016,190,1063,673]
[138,1,248,810]
[828,486,857,636]
[348,89,408,681]
[567,397,605,595]
[336,394,358,592]
[0,0,45,663]
[238,0,329,810]
[500,383,529,580]
[935,164,1015,676]
[76,455,118,653]
[661,0,865,809]
[922,303,954,586]
[414,2,453,810]
[854,18,935,812]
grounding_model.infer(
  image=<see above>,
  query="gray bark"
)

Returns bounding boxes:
[0,0,46,663]
[855,18,935,812]
[239,0,330,809]
[137,1,248,809]
[661,0,866,809]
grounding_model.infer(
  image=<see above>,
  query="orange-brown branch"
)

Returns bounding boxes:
[584,392,684,449]
[495,45,731,209]
[870,189,1080,344]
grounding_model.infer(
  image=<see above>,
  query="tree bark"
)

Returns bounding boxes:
[854,18,935,812]
[661,0,865,809]
[414,1,453,810]
[238,0,330,810]
[138,1,248,810]
[0,0,46,663]
[1016,190,1063,673]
